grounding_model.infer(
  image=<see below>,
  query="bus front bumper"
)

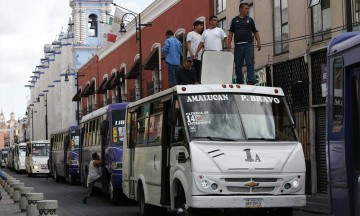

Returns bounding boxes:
[190,195,306,208]
[69,168,80,178]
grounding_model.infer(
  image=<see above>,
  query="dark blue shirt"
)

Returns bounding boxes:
[229,16,258,43]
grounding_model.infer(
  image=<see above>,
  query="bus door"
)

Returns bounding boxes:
[128,111,137,199]
[346,67,360,216]
[161,99,172,206]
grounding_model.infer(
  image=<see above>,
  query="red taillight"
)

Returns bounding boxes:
[274,89,279,94]
[181,87,186,91]
[229,84,233,88]
[222,84,226,88]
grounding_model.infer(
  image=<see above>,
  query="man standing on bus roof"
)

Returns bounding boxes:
[162,30,182,88]
[187,19,204,82]
[227,2,261,85]
[83,152,103,204]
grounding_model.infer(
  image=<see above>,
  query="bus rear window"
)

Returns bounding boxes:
[111,110,126,145]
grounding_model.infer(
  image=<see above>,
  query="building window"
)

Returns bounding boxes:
[274,0,289,55]
[216,0,226,14]
[88,14,98,37]
[311,0,331,42]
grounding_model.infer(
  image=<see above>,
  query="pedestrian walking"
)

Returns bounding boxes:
[83,152,103,204]
[176,57,199,85]
[187,20,204,82]
[196,16,227,53]
[227,2,261,85]
[162,30,182,87]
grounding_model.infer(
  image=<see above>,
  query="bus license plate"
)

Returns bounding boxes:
[244,198,263,208]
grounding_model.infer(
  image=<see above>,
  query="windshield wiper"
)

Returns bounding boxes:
[192,136,237,141]
[247,138,278,141]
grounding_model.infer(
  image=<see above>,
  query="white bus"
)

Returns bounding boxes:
[25,140,50,177]
[122,84,306,216]
[14,143,26,173]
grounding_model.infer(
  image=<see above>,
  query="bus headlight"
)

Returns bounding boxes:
[33,165,39,169]
[111,161,122,170]
[292,180,300,188]
[20,162,25,166]
[201,180,210,188]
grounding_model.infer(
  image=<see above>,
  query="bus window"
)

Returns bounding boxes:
[148,101,163,145]
[170,100,185,144]
[127,112,137,148]
[333,57,344,130]
[136,104,150,145]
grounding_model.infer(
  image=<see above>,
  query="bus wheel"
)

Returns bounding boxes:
[138,182,151,216]
[269,208,292,216]
[110,181,121,205]
[69,175,76,185]
[54,169,60,182]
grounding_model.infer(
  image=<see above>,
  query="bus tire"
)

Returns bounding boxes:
[271,208,292,216]
[69,175,76,185]
[54,168,60,182]
[109,181,122,205]
[138,182,151,216]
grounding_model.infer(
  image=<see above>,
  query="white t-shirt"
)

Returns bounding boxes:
[202,27,227,51]
[186,31,204,60]
[87,160,101,186]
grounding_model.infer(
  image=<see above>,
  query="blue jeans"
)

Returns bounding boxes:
[166,63,179,87]
[234,43,255,84]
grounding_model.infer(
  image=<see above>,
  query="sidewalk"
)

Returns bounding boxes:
[295,194,331,215]
[0,185,26,216]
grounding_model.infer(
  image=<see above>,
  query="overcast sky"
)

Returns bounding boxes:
[0,0,154,121]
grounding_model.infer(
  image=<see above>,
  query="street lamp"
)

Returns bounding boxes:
[64,66,85,126]
[118,11,152,99]
[38,93,48,140]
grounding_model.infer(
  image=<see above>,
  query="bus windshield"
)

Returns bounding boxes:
[32,143,49,156]
[71,134,80,152]
[1,151,8,158]
[19,147,26,157]
[111,110,126,145]
[179,93,297,142]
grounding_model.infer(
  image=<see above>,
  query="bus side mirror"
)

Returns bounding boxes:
[101,120,109,136]
[168,107,178,126]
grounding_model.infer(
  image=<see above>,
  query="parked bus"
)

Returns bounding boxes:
[122,84,306,216]
[14,143,26,173]
[25,140,50,177]
[49,126,80,184]
[326,31,360,216]
[6,146,15,170]
[0,148,8,168]
[80,103,128,204]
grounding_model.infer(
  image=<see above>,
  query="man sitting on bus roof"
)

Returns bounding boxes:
[176,57,200,85]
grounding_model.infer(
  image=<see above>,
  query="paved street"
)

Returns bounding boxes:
[1,168,326,216]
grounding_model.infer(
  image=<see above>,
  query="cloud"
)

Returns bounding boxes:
[0,0,154,120]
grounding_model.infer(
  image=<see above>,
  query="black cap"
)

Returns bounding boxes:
[193,20,204,27]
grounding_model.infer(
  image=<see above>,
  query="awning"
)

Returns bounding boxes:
[143,47,159,70]
[108,68,124,90]
[95,77,108,94]
[72,88,82,101]
[81,81,95,97]
[125,58,141,79]
[105,73,116,90]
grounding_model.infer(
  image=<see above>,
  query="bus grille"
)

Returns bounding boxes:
[223,178,280,194]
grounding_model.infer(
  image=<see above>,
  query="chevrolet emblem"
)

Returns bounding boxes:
[244,181,259,188]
